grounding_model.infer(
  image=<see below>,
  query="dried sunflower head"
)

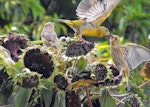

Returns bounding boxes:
[14,68,40,88]
[83,97,100,107]
[2,33,28,60]
[109,66,120,77]
[66,91,81,107]
[54,74,68,90]
[23,47,54,78]
[95,63,107,81]
[66,41,94,57]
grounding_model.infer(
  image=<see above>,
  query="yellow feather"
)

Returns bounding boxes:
[58,19,84,30]
[125,73,129,85]
[82,27,109,37]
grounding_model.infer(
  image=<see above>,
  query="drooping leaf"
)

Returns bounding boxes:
[15,88,33,107]
[0,79,13,104]
[41,87,53,107]
[99,89,117,107]
[54,91,66,107]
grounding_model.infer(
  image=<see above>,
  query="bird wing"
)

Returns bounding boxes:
[122,43,150,70]
[41,29,59,48]
[76,0,97,16]
[48,31,59,46]
[76,0,120,27]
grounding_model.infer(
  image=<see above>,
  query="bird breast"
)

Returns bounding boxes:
[110,45,125,66]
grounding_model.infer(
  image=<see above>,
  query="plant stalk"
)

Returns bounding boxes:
[86,87,93,107]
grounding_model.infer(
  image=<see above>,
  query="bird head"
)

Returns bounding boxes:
[100,26,110,36]
[44,22,55,30]
[109,35,121,46]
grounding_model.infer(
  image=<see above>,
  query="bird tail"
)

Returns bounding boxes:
[57,19,73,28]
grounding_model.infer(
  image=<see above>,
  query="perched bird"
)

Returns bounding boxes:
[41,22,59,48]
[141,62,150,80]
[59,0,120,42]
[109,35,150,84]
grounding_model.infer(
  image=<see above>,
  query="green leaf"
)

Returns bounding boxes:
[15,61,24,73]
[124,102,131,107]
[26,0,45,20]
[54,91,66,107]
[100,89,117,107]
[76,57,87,74]
[78,65,92,78]
[15,88,33,107]
[41,87,53,107]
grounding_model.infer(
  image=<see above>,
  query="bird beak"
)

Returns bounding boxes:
[106,31,111,36]
[108,34,114,39]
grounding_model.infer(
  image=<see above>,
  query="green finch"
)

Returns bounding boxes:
[41,22,59,48]
[59,0,120,42]
[109,35,150,84]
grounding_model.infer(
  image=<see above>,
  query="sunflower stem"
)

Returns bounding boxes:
[30,40,43,45]
[86,87,93,107]
[138,80,150,88]
[117,96,127,106]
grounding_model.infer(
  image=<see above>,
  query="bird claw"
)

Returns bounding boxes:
[107,63,117,69]
[79,38,90,44]
[113,74,122,81]
[78,34,90,44]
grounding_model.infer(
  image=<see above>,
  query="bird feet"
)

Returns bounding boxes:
[79,38,90,44]
[108,63,122,81]
[78,34,90,44]
[107,63,117,69]
[113,74,122,81]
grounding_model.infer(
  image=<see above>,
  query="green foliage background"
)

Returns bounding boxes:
[0,0,150,107]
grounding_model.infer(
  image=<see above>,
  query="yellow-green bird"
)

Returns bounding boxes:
[109,35,150,84]
[59,0,120,42]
